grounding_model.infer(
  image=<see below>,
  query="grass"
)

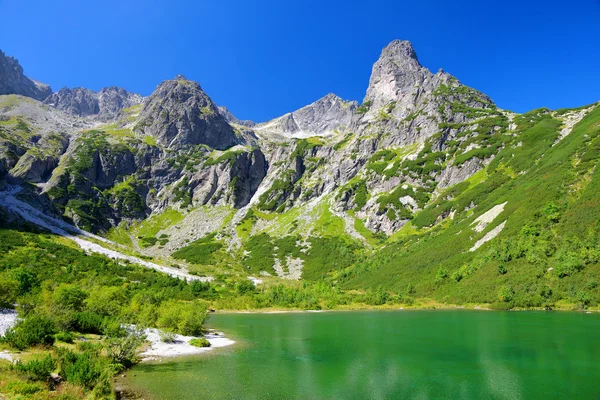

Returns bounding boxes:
[136,208,184,238]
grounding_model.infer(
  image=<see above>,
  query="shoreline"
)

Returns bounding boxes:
[211,303,600,314]
[139,328,235,361]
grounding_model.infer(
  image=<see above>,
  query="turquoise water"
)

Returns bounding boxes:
[126,310,600,399]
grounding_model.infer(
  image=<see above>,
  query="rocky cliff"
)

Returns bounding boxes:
[0,50,52,101]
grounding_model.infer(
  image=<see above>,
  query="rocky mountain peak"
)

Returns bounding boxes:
[135,76,238,149]
[255,93,357,138]
[381,40,420,63]
[363,39,431,108]
[0,50,52,101]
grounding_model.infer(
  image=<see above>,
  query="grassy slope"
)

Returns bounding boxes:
[339,105,600,307]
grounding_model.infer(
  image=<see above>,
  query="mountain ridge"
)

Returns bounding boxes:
[0,40,599,311]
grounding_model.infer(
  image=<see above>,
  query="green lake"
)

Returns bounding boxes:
[126,310,600,399]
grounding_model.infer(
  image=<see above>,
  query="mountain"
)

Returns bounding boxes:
[44,86,142,119]
[254,93,357,139]
[0,50,52,100]
[135,75,239,149]
[0,41,599,311]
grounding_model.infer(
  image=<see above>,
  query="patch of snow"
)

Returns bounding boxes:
[471,202,507,233]
[470,221,506,251]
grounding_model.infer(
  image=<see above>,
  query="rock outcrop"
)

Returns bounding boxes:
[44,86,142,119]
[135,75,238,150]
[0,50,52,101]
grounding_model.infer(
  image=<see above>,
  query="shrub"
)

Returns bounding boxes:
[497,285,514,302]
[4,315,56,350]
[436,267,448,282]
[13,354,57,382]
[54,331,75,344]
[57,348,101,390]
[52,284,88,311]
[160,330,177,343]
[156,300,208,336]
[104,327,146,367]
[73,311,104,334]
[0,277,19,307]
[189,337,211,348]
[236,280,256,295]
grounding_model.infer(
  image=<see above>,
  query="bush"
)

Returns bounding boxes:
[13,354,57,382]
[54,331,75,344]
[436,267,448,282]
[0,277,19,307]
[189,337,210,348]
[156,300,208,336]
[160,330,177,343]
[498,285,514,302]
[104,327,146,367]
[4,315,56,350]
[57,348,102,390]
[73,311,104,334]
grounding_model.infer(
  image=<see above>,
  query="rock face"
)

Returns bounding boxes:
[0,50,52,101]
[217,106,256,127]
[363,40,429,109]
[44,86,142,119]
[255,93,357,138]
[135,75,239,150]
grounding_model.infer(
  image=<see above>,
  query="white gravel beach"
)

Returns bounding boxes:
[140,328,235,361]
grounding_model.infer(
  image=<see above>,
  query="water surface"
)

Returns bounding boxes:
[127,310,600,399]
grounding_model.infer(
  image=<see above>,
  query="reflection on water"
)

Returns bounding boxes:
[127,310,600,400]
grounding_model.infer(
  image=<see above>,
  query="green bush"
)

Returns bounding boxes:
[4,315,56,350]
[156,300,208,336]
[189,337,211,348]
[0,277,19,307]
[104,328,146,367]
[57,348,102,390]
[74,311,104,334]
[497,285,514,302]
[13,354,56,382]
[54,331,75,344]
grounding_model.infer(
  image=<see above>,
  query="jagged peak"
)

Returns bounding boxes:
[380,39,420,64]
[173,74,188,81]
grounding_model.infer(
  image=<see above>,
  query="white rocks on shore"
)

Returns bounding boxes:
[140,328,235,361]
[0,308,18,337]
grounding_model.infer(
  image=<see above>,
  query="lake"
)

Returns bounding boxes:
[125,310,600,399]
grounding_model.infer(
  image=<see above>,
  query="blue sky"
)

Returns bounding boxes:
[1,0,599,122]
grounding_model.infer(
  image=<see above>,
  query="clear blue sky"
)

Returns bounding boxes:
[1,0,598,122]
